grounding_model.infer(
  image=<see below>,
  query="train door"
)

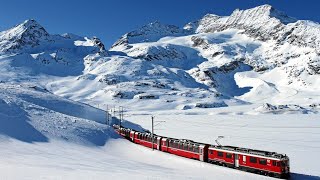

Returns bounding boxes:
[130,131,134,141]
[200,147,204,161]
[157,137,161,150]
[235,154,239,168]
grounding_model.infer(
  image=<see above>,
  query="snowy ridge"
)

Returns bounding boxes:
[186,4,320,56]
[184,14,227,33]
[222,4,296,40]
[111,21,188,50]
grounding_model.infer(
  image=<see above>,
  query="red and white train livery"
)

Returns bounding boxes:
[114,125,290,179]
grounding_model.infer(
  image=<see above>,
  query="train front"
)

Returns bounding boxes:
[280,157,290,179]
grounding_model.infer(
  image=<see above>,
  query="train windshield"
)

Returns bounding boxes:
[281,160,289,167]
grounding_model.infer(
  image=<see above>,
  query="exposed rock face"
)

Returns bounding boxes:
[92,37,106,51]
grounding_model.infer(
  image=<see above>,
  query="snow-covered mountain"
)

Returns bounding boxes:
[1,5,320,113]
[0,19,51,53]
[108,5,320,112]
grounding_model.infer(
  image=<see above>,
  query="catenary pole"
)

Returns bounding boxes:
[152,116,154,151]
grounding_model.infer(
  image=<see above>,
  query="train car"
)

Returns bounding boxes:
[113,125,120,134]
[208,146,236,168]
[133,131,162,150]
[208,145,290,178]
[161,138,209,162]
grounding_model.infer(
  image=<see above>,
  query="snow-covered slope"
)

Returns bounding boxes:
[0,83,114,145]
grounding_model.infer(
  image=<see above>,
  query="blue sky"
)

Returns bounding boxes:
[1,0,319,47]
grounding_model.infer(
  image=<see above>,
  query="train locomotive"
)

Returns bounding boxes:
[114,125,290,179]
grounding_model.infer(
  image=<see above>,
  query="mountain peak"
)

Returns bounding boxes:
[231,4,296,25]
[11,19,49,35]
[21,19,41,28]
[0,19,50,52]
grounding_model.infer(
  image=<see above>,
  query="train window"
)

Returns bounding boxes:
[281,161,288,167]
[277,162,280,167]
[217,151,224,157]
[194,146,199,153]
[209,150,213,155]
[250,157,257,163]
[272,161,277,166]
[259,159,267,165]
[187,144,191,151]
[184,144,188,150]
[188,144,193,151]
[226,153,232,159]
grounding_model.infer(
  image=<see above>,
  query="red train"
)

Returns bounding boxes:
[114,125,290,179]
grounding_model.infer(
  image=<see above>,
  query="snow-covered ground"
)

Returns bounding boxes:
[1,108,320,180]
